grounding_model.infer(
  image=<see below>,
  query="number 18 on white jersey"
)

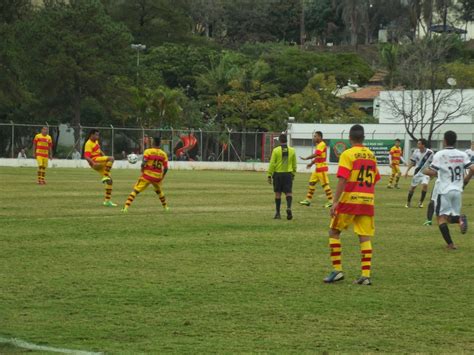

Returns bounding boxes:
[429,148,472,194]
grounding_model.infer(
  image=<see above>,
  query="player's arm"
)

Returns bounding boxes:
[83,145,96,167]
[140,158,147,173]
[163,154,169,177]
[423,166,437,177]
[330,151,351,217]
[299,152,317,161]
[424,153,440,177]
[267,150,277,184]
[49,138,53,159]
[404,160,415,177]
[291,150,297,180]
[33,137,37,157]
[330,177,347,217]
[84,156,96,167]
[463,162,473,188]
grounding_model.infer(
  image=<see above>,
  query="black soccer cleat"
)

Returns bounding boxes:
[286,208,293,220]
[323,271,344,283]
[274,213,281,220]
[353,276,372,286]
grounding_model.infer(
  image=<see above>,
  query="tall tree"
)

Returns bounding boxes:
[454,0,474,32]
[108,0,190,46]
[337,0,368,46]
[0,0,33,119]
[381,35,473,145]
[16,0,132,142]
[185,0,224,38]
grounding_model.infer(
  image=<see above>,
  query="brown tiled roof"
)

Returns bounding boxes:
[369,70,388,83]
[342,85,384,101]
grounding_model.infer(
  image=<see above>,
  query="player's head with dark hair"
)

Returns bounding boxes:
[417,138,427,149]
[41,126,48,135]
[279,134,288,144]
[444,130,457,146]
[312,131,323,144]
[88,129,99,140]
[153,136,161,147]
[349,124,364,144]
[394,138,401,147]
[315,131,323,142]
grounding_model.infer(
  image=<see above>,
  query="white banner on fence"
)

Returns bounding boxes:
[0,158,397,175]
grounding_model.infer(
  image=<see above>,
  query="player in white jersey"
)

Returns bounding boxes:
[424,131,474,250]
[404,138,434,208]
[465,141,474,163]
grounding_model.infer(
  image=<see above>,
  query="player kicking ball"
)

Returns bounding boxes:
[324,125,380,286]
[83,129,117,207]
[122,137,169,213]
[404,138,433,208]
[423,131,473,250]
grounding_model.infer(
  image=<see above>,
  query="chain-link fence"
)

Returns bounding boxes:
[0,122,280,162]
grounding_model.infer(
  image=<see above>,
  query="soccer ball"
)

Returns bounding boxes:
[127,153,139,164]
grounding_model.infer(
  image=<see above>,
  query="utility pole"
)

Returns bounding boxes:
[300,0,305,48]
[131,43,146,86]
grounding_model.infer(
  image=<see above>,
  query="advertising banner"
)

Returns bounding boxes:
[327,139,404,165]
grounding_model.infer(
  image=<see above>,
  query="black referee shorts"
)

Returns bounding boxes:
[273,172,293,193]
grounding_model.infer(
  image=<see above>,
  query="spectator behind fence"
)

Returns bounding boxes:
[17,148,27,159]
[72,149,81,160]
[17,148,28,167]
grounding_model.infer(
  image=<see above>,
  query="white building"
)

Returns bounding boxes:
[288,89,474,166]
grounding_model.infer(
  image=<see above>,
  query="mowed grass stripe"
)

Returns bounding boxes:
[0,167,473,352]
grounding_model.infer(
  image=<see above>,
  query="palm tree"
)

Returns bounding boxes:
[337,0,368,47]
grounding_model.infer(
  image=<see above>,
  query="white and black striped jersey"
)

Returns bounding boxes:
[410,148,434,176]
[429,148,471,194]
[466,149,474,163]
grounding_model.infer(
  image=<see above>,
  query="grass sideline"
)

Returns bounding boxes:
[0,167,473,353]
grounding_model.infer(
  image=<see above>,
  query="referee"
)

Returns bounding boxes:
[268,134,297,220]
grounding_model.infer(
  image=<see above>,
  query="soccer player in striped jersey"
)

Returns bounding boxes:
[122,137,169,212]
[83,129,117,207]
[404,138,433,208]
[424,131,474,250]
[324,124,380,286]
[299,131,333,208]
[387,138,403,189]
[33,127,53,185]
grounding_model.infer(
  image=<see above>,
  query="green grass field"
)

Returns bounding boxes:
[1,167,473,353]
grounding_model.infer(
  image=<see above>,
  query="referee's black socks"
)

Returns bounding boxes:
[286,196,292,209]
[275,198,281,213]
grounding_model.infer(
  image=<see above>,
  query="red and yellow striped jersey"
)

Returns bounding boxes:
[84,139,104,161]
[389,146,402,165]
[313,141,328,172]
[33,133,52,158]
[336,144,380,216]
[142,148,168,182]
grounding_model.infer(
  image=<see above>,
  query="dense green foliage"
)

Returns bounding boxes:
[1,168,473,352]
[0,0,472,131]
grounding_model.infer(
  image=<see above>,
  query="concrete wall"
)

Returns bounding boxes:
[0,158,400,176]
